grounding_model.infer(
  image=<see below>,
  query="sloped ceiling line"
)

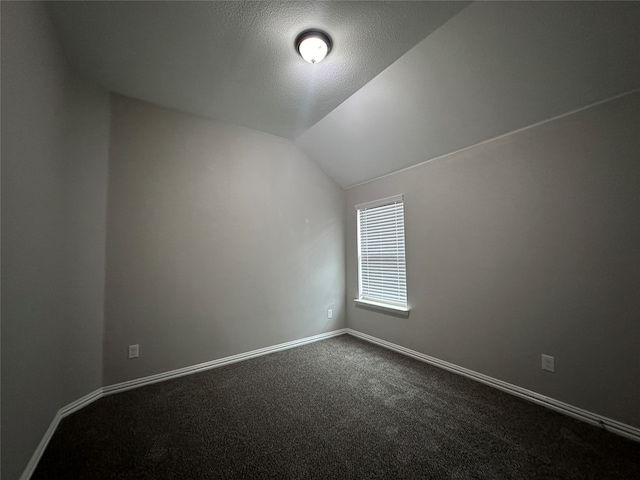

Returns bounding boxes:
[46,2,640,189]
[46,1,470,139]
[296,2,640,188]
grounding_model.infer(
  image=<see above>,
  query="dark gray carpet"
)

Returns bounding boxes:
[33,335,640,479]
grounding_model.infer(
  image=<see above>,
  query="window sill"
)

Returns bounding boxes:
[354,298,410,318]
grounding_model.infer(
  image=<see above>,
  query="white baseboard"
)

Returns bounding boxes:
[21,326,639,479]
[345,328,640,442]
[19,413,61,480]
[59,388,104,417]
[102,328,348,397]
[19,389,104,480]
[20,328,348,479]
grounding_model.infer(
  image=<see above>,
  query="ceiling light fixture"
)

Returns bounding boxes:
[295,30,332,64]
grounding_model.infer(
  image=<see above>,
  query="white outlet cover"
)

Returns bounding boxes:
[542,354,555,372]
[327,309,333,319]
[128,344,139,359]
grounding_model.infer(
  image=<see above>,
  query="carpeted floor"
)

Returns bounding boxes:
[33,335,640,479]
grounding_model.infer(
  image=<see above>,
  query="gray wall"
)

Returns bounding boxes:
[104,96,345,385]
[345,92,640,428]
[1,2,110,479]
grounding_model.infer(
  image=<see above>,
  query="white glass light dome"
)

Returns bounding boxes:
[295,30,332,64]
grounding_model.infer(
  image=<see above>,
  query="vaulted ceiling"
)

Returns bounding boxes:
[46,1,469,139]
[47,1,640,188]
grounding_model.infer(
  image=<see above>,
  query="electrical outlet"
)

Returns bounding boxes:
[541,354,554,372]
[128,344,139,359]
[327,309,333,319]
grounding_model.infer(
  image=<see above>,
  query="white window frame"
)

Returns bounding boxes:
[355,194,409,316]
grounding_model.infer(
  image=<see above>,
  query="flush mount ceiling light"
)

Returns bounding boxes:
[295,30,332,64]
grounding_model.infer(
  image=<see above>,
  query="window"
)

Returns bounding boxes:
[355,194,409,315]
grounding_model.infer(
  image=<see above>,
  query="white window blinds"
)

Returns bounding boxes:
[356,195,407,308]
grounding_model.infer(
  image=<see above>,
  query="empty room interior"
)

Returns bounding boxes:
[2,1,640,479]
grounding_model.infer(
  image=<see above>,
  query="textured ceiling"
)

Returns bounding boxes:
[46,1,469,139]
[45,1,640,189]
[297,1,640,188]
